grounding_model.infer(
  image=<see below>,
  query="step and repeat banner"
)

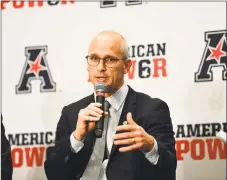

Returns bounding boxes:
[1,1,226,180]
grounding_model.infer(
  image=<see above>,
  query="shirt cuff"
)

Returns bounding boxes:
[143,138,159,165]
[70,132,85,153]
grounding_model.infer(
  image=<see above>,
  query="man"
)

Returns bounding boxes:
[1,115,13,180]
[44,31,177,180]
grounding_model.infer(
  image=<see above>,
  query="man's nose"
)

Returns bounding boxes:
[97,59,106,71]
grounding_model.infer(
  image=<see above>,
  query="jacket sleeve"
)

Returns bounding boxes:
[1,116,13,180]
[144,99,177,179]
[44,107,91,180]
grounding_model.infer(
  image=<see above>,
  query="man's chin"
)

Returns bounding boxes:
[91,82,116,95]
[94,79,108,85]
[96,80,106,83]
[92,81,109,88]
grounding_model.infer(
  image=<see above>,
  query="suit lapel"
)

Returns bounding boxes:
[108,86,137,159]
[85,93,95,104]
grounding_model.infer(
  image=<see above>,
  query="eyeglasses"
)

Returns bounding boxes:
[86,55,125,68]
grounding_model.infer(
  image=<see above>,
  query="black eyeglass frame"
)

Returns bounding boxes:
[85,55,127,68]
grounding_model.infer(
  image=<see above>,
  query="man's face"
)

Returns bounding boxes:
[87,34,131,94]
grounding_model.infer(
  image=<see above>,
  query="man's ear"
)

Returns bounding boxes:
[124,59,132,74]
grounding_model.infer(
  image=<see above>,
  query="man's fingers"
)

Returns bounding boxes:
[84,110,102,118]
[114,132,134,140]
[119,143,143,152]
[116,125,138,132]
[104,112,108,117]
[79,103,108,122]
[113,130,143,140]
[114,137,142,145]
[87,103,103,114]
[114,139,133,145]
[83,115,100,121]
[90,102,102,107]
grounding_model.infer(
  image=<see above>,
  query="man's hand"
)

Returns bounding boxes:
[74,103,108,141]
[113,112,155,152]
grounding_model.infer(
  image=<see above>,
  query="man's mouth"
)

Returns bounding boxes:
[96,77,107,81]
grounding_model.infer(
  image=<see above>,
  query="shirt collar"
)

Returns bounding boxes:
[94,84,129,111]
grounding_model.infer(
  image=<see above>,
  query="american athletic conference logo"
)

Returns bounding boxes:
[16,46,56,94]
[195,30,227,82]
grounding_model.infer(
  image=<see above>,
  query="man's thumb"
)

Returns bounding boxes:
[127,112,136,125]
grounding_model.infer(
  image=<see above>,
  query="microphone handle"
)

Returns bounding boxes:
[95,95,105,138]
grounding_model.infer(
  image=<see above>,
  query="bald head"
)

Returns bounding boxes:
[88,30,129,59]
[86,30,132,96]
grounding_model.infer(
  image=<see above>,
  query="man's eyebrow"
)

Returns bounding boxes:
[89,53,99,56]
[89,54,117,58]
[103,55,118,58]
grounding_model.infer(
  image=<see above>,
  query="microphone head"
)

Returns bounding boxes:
[95,82,107,93]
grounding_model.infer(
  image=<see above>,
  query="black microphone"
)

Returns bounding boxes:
[94,82,107,138]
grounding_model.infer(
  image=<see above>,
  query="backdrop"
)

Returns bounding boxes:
[1,1,226,180]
